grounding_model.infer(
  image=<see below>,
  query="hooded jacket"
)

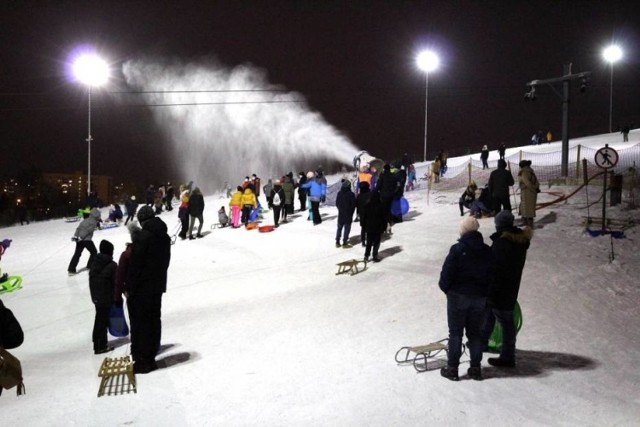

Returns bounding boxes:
[89,252,117,305]
[439,231,495,297]
[335,183,357,223]
[188,187,205,216]
[126,217,171,297]
[488,226,532,309]
[73,208,101,241]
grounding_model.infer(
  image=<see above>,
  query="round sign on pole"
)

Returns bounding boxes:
[594,145,619,169]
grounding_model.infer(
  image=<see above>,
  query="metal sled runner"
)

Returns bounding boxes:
[395,339,458,372]
[336,259,367,276]
[97,356,136,397]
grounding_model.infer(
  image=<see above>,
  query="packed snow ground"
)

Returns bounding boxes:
[1,133,640,426]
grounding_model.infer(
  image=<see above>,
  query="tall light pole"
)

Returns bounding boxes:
[72,53,108,196]
[602,45,623,134]
[416,50,439,162]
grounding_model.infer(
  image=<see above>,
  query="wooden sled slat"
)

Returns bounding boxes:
[97,356,136,397]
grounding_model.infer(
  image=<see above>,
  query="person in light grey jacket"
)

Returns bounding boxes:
[68,208,101,275]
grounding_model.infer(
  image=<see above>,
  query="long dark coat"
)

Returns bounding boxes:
[488,226,532,309]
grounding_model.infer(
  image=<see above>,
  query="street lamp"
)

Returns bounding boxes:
[72,53,109,196]
[416,50,439,162]
[602,45,622,134]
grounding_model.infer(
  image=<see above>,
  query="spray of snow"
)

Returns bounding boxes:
[122,56,358,187]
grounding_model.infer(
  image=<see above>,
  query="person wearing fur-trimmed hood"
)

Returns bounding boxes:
[481,210,532,368]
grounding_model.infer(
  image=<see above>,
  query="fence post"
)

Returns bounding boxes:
[575,144,582,180]
[468,161,472,185]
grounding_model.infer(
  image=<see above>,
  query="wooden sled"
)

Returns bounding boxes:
[97,356,136,397]
[336,259,367,276]
[395,339,456,372]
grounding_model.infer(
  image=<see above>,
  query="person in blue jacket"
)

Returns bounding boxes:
[300,171,326,225]
[438,216,495,381]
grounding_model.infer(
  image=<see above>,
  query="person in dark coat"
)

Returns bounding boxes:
[335,179,357,247]
[282,173,296,221]
[0,298,24,350]
[459,182,478,216]
[356,181,373,247]
[480,145,490,169]
[68,208,101,275]
[187,187,205,239]
[375,164,398,230]
[438,216,495,381]
[488,159,515,213]
[165,183,174,211]
[89,239,117,354]
[362,191,387,262]
[270,180,286,227]
[498,143,506,160]
[391,163,407,223]
[481,210,531,368]
[297,172,308,212]
[124,196,139,225]
[470,185,492,218]
[126,206,171,374]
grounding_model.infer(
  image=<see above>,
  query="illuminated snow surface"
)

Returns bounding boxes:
[2,132,639,426]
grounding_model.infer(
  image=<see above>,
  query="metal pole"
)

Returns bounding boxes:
[561,63,571,178]
[423,72,429,163]
[608,63,613,134]
[87,87,92,196]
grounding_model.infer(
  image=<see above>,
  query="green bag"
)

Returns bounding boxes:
[487,301,523,352]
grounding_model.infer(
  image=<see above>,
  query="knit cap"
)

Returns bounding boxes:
[494,210,515,229]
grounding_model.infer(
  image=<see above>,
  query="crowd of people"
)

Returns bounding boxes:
[0,151,541,390]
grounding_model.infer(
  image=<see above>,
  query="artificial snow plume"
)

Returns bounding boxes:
[122,56,358,186]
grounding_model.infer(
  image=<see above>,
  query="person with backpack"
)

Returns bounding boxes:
[270,180,286,227]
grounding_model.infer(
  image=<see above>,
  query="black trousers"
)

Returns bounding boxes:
[92,303,110,351]
[128,294,163,366]
[365,231,382,258]
[298,193,307,211]
[272,205,282,226]
[68,240,97,272]
[492,195,512,213]
[310,200,321,224]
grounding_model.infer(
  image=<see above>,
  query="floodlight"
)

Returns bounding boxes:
[602,45,623,64]
[72,54,109,87]
[416,51,439,73]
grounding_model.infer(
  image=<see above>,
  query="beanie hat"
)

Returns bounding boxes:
[99,239,114,256]
[306,171,315,179]
[1,239,11,249]
[137,205,155,223]
[494,210,515,229]
[459,216,480,236]
[498,159,507,169]
[342,179,351,188]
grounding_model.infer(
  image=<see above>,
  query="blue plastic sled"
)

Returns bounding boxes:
[391,197,410,216]
[108,304,129,337]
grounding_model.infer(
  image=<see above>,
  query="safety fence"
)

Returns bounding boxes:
[417,142,640,192]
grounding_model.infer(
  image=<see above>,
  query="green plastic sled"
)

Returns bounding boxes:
[487,301,523,352]
[0,275,23,295]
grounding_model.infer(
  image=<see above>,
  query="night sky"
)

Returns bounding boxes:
[1,1,639,185]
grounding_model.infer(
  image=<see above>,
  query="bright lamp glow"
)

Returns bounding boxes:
[417,50,439,72]
[603,45,623,63]
[72,54,109,87]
